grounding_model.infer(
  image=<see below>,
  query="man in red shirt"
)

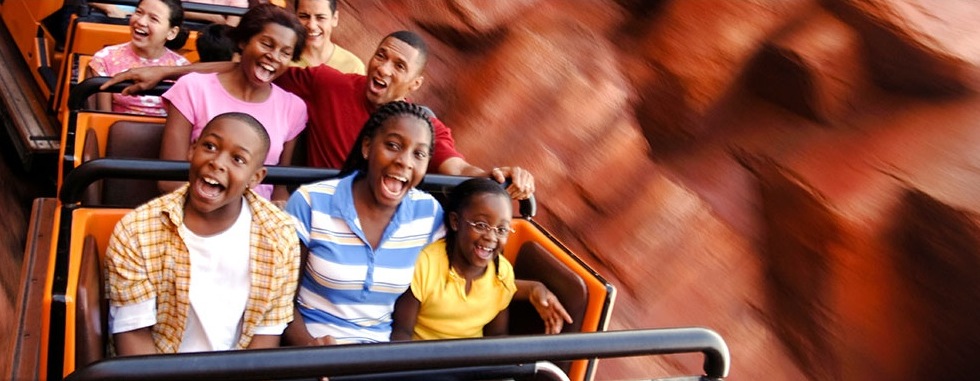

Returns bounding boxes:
[105,30,534,199]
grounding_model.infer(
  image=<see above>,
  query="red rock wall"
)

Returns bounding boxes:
[334,0,980,379]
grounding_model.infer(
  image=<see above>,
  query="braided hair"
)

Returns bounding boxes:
[339,101,435,178]
[445,178,511,277]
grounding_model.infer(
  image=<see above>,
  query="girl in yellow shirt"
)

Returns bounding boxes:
[391,178,571,340]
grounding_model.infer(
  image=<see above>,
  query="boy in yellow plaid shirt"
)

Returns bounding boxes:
[105,112,300,354]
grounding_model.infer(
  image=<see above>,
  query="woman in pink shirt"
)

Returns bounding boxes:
[88,0,190,116]
[159,4,308,205]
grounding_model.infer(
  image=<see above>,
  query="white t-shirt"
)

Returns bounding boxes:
[109,199,264,351]
[177,199,253,352]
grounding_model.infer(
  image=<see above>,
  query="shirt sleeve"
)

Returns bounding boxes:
[274,67,314,100]
[88,48,110,77]
[105,214,158,309]
[256,220,301,331]
[410,244,437,304]
[285,186,313,246]
[109,299,157,334]
[161,75,199,127]
[284,92,309,142]
[429,116,464,172]
[431,201,446,242]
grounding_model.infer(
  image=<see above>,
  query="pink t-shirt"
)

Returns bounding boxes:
[162,72,308,199]
[89,42,191,116]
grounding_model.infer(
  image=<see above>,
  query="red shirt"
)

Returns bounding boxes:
[275,65,462,171]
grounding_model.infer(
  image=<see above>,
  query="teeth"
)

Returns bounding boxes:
[260,63,275,72]
[388,175,407,182]
[479,245,494,251]
[203,177,220,186]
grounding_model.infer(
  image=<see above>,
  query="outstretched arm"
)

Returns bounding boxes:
[514,279,573,335]
[438,158,535,200]
[100,61,236,96]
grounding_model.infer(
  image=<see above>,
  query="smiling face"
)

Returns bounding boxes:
[359,115,432,209]
[365,37,425,108]
[450,192,513,274]
[128,0,179,57]
[295,0,337,51]
[185,117,268,219]
[238,22,298,86]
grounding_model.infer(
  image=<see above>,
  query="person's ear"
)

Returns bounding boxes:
[408,74,424,93]
[448,212,459,232]
[166,26,179,41]
[186,143,195,161]
[331,10,339,27]
[360,136,371,160]
[249,166,268,190]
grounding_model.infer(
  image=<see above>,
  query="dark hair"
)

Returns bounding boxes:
[229,4,307,61]
[444,178,511,276]
[138,0,186,50]
[137,0,185,29]
[196,23,234,62]
[385,30,428,72]
[339,101,435,177]
[203,112,271,159]
[295,0,337,13]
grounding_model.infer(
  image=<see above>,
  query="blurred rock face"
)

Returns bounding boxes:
[334,0,980,379]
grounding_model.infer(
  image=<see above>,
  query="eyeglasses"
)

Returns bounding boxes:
[464,219,514,238]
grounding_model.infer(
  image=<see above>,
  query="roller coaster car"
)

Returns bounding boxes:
[8,157,730,380]
[57,77,169,203]
[0,0,242,171]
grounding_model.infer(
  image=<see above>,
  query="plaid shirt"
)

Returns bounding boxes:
[105,185,300,352]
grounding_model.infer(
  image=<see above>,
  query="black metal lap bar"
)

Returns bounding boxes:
[64,328,730,381]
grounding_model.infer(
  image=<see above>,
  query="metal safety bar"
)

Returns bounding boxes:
[64,328,729,381]
[58,158,536,217]
[329,361,569,381]
[84,0,249,17]
[66,77,171,112]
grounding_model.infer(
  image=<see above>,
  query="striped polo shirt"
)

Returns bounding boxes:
[286,173,445,343]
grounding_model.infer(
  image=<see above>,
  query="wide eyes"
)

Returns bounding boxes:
[199,141,248,166]
[464,220,513,238]
[382,141,429,161]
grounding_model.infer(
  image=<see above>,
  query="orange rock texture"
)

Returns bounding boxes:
[332,0,980,379]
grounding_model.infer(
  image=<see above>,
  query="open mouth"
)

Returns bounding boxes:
[255,62,277,82]
[380,174,407,198]
[475,244,496,260]
[370,77,388,93]
[195,176,226,200]
[132,27,149,39]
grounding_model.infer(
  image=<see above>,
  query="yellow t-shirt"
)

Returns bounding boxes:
[410,239,516,340]
[291,44,366,75]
